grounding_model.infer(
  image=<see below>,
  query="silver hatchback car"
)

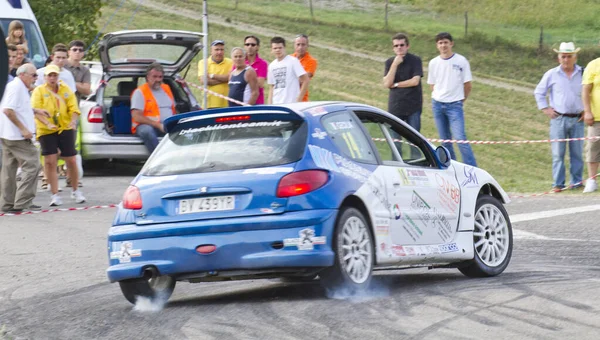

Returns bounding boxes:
[78,30,203,162]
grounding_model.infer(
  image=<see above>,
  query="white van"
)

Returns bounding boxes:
[0,0,49,68]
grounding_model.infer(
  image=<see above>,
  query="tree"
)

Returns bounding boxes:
[29,0,103,53]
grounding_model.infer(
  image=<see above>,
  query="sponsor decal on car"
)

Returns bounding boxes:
[242,167,294,175]
[328,121,354,130]
[306,106,328,116]
[376,225,389,235]
[393,204,401,220]
[435,173,460,213]
[391,244,406,256]
[400,213,423,242]
[398,168,430,186]
[311,128,328,139]
[178,121,289,135]
[411,191,453,243]
[283,228,327,251]
[110,241,142,264]
[461,166,479,188]
[308,145,371,182]
[135,175,178,186]
[390,243,456,258]
[365,177,392,212]
[439,243,459,253]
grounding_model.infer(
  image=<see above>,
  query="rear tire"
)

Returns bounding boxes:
[459,195,513,278]
[119,274,176,305]
[320,207,374,293]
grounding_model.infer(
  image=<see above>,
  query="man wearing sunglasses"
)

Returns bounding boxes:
[243,35,268,105]
[383,33,423,132]
[65,40,91,103]
[0,64,48,213]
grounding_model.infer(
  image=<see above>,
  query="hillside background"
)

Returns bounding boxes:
[92,0,600,193]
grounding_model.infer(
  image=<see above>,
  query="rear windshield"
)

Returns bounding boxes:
[109,44,187,65]
[141,117,307,176]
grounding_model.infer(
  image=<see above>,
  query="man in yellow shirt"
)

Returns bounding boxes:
[31,65,84,206]
[582,57,600,193]
[198,40,233,108]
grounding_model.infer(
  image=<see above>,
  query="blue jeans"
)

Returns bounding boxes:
[550,116,584,187]
[398,110,421,132]
[135,124,164,154]
[432,100,477,166]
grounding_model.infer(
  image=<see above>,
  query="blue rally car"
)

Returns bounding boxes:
[107,102,513,304]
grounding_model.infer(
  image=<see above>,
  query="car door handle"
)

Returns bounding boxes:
[393,182,401,187]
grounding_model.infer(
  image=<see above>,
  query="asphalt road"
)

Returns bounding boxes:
[1,163,599,340]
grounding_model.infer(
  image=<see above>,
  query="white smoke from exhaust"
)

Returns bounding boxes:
[325,278,390,302]
[132,295,167,313]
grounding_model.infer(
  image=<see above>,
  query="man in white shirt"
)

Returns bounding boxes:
[427,32,476,166]
[267,36,309,104]
[35,43,76,93]
[0,64,49,213]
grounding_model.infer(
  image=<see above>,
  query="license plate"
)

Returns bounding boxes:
[178,196,235,214]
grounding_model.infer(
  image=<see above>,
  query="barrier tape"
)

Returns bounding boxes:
[185,81,600,145]
[0,204,118,217]
[2,88,598,216]
[372,136,600,145]
[187,82,249,107]
[3,171,599,217]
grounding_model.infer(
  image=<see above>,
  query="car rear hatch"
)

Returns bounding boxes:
[126,107,309,225]
[98,29,203,77]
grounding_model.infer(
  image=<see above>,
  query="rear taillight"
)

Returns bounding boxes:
[87,106,103,123]
[276,170,329,198]
[122,185,142,210]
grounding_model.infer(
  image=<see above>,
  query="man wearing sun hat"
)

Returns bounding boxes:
[198,39,233,108]
[582,43,600,193]
[534,42,584,192]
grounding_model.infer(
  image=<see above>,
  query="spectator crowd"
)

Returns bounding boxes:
[1,20,89,213]
[4,19,600,214]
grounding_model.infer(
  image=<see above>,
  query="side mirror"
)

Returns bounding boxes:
[435,146,452,168]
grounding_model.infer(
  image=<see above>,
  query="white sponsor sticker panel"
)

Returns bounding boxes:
[283,228,327,251]
[110,241,142,264]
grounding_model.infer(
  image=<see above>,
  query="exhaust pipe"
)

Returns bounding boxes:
[142,266,159,280]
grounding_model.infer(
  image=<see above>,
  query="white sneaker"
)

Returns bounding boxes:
[583,179,598,193]
[50,194,63,206]
[71,190,86,204]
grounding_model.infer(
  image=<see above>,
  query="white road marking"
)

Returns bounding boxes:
[510,204,600,223]
[511,205,600,242]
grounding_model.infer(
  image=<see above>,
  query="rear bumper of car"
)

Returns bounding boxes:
[106,209,338,282]
[81,131,151,160]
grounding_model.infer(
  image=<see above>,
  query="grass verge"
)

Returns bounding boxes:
[95,0,589,194]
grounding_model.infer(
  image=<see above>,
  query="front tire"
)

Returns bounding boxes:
[119,273,176,305]
[320,207,374,292]
[459,195,513,277]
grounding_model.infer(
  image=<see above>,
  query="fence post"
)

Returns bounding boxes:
[309,0,314,23]
[385,0,389,30]
[464,11,468,37]
[539,25,544,54]
[235,0,239,10]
